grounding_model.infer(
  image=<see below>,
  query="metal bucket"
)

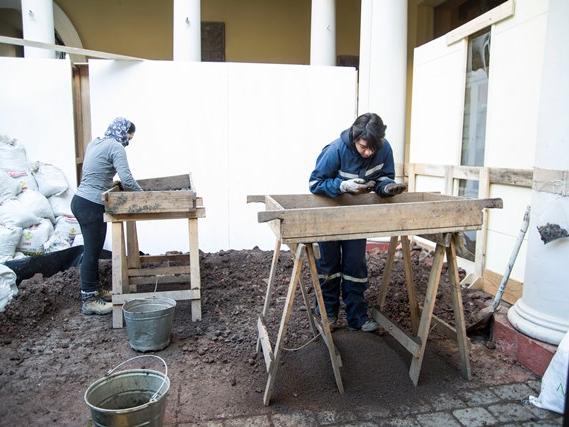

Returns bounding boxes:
[123,297,176,352]
[84,355,170,427]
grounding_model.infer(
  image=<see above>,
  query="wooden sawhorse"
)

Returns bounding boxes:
[257,240,344,406]
[371,233,472,385]
[105,211,203,329]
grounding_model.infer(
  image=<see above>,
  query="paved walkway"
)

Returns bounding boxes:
[178,380,563,426]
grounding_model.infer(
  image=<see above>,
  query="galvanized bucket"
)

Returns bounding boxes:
[84,355,170,427]
[123,297,176,352]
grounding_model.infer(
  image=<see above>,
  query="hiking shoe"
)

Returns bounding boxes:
[97,288,112,302]
[81,296,112,315]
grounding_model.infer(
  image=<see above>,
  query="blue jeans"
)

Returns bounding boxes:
[71,195,106,293]
[316,239,369,329]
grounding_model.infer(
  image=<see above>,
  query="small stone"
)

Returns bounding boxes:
[293,392,298,398]
[248,358,255,366]
[197,348,206,356]
[255,387,262,393]
[182,345,189,352]
[485,341,496,349]
[230,377,237,386]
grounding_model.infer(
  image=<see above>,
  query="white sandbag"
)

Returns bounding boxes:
[17,190,55,223]
[0,264,17,312]
[0,224,22,258]
[12,252,27,260]
[54,216,80,243]
[44,232,71,253]
[4,169,38,192]
[0,199,41,228]
[30,161,68,197]
[49,190,73,217]
[72,233,84,247]
[17,219,54,256]
[0,170,20,204]
[0,135,27,171]
[530,330,569,414]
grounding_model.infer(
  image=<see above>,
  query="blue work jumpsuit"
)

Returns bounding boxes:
[308,129,396,328]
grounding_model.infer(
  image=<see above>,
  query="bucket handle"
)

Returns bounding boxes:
[106,355,168,402]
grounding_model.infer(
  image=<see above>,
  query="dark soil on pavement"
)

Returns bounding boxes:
[0,246,535,426]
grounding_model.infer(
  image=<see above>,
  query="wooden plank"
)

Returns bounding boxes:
[189,218,202,322]
[445,165,454,195]
[407,163,416,192]
[490,168,533,188]
[111,221,127,328]
[532,167,569,196]
[412,163,446,178]
[312,316,343,368]
[257,239,282,353]
[409,243,445,386]
[446,238,472,380]
[104,208,206,222]
[129,274,191,286]
[126,222,141,269]
[446,0,515,45]
[305,244,344,394]
[401,236,420,334]
[104,190,197,215]
[127,265,191,277]
[263,244,304,406]
[475,168,490,277]
[0,35,144,60]
[257,316,274,373]
[264,198,501,240]
[140,254,190,264]
[247,195,266,203]
[137,174,191,191]
[379,236,398,309]
[482,269,523,304]
[280,225,482,245]
[371,308,421,357]
[112,289,198,304]
[451,166,481,181]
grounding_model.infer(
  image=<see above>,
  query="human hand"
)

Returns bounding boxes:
[340,178,372,194]
[383,182,407,196]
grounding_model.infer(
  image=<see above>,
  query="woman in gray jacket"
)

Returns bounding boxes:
[71,117,142,315]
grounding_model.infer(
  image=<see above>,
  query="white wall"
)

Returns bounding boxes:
[0,57,77,189]
[408,0,550,282]
[89,60,357,253]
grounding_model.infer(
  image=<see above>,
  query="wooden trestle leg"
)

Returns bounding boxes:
[188,218,202,321]
[256,239,282,353]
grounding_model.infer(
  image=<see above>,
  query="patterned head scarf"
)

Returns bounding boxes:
[104,117,133,147]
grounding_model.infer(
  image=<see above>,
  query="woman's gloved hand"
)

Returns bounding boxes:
[383,182,408,196]
[340,178,375,194]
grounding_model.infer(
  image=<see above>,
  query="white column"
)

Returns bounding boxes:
[358,0,407,167]
[173,0,201,61]
[508,0,569,345]
[21,0,55,58]
[310,0,336,66]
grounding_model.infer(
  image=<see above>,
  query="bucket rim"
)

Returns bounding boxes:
[122,297,177,314]
[84,368,170,415]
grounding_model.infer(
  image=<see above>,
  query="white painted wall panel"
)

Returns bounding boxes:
[0,57,77,189]
[484,3,549,168]
[414,175,445,193]
[89,61,357,253]
[409,37,467,165]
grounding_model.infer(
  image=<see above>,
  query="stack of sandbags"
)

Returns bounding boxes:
[0,264,17,312]
[0,135,82,261]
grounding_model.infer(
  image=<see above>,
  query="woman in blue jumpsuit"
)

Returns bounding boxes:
[308,113,407,331]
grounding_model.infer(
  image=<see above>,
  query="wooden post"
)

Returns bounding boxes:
[112,221,127,328]
[188,218,201,321]
[446,235,472,380]
[379,236,399,309]
[263,244,305,406]
[126,221,141,269]
[408,163,416,192]
[401,235,420,334]
[305,244,344,394]
[409,242,445,385]
[257,239,282,353]
[475,167,490,277]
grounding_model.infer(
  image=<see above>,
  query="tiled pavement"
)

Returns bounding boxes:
[176,381,564,426]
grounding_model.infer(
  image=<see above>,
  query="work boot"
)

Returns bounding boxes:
[97,288,112,302]
[81,291,112,315]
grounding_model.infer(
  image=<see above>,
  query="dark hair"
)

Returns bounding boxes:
[128,122,136,134]
[350,113,386,151]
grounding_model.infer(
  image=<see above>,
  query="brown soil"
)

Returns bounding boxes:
[0,246,535,426]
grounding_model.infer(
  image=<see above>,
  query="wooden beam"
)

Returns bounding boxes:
[257,316,274,373]
[533,167,569,196]
[112,289,198,304]
[490,168,533,188]
[127,265,191,277]
[137,174,191,191]
[129,274,191,286]
[482,269,523,304]
[446,0,515,45]
[0,35,143,60]
[371,308,421,357]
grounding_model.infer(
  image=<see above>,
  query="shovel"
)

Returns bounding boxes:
[467,205,531,337]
